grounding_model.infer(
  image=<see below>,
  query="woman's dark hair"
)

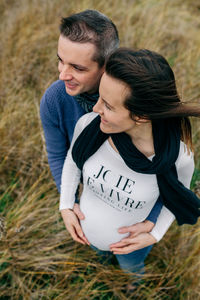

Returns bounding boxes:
[105,48,200,148]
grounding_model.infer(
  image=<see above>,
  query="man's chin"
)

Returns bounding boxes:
[65,86,80,96]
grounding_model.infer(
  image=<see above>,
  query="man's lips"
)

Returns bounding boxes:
[65,81,78,89]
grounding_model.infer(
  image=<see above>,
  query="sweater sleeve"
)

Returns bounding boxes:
[40,81,84,192]
[146,198,163,223]
[60,113,97,210]
[150,144,195,242]
[40,91,69,192]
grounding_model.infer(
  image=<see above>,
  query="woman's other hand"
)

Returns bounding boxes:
[109,220,156,254]
[110,232,157,254]
[118,220,154,237]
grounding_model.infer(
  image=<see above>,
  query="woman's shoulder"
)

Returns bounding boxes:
[175,141,194,169]
[175,141,195,187]
[73,112,98,138]
[77,112,98,128]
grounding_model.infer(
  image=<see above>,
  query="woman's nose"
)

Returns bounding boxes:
[93,98,103,115]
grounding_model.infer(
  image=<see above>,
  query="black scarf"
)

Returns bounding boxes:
[72,115,200,225]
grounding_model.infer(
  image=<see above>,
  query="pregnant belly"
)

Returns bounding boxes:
[80,217,129,251]
[80,203,135,251]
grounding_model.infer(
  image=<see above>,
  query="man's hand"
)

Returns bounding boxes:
[61,204,90,245]
[110,232,157,254]
[109,220,156,254]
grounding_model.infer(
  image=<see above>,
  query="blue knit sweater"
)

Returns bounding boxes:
[40,80,163,223]
[40,80,85,191]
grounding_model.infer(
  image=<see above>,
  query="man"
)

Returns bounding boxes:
[40,10,162,251]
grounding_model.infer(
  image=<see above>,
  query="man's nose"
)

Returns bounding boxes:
[59,65,73,81]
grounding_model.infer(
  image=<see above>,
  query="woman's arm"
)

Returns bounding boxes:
[110,144,195,253]
[60,112,97,209]
[150,144,194,241]
[60,112,97,245]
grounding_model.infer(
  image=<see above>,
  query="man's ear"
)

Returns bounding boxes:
[101,65,105,73]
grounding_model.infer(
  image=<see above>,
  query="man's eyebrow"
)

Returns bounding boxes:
[57,53,62,61]
[71,63,89,70]
[57,54,89,70]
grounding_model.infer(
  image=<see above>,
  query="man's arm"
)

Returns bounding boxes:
[40,95,69,192]
[40,80,84,192]
[146,198,163,223]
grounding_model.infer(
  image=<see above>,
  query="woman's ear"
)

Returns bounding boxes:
[134,115,150,125]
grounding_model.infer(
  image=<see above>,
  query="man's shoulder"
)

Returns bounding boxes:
[40,80,79,111]
[43,80,71,99]
[40,80,85,121]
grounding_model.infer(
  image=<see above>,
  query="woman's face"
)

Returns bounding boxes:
[93,73,136,135]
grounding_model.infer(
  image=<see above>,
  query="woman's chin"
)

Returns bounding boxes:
[100,123,111,134]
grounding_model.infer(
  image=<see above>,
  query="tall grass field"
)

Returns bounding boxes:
[0,0,200,299]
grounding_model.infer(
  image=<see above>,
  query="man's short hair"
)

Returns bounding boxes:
[59,10,119,67]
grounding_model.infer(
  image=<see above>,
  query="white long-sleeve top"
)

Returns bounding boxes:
[60,112,195,251]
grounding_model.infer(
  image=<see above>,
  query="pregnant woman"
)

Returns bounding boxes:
[60,48,200,275]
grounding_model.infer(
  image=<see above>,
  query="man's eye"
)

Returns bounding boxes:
[74,66,84,71]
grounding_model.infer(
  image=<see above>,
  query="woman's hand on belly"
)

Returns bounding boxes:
[61,206,90,245]
[109,221,156,254]
[118,220,155,237]
[109,232,157,254]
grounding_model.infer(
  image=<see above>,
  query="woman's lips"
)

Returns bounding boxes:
[101,117,108,124]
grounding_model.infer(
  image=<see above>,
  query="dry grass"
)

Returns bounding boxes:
[0,0,200,299]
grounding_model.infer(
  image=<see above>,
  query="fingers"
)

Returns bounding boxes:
[118,225,134,234]
[110,233,157,254]
[61,209,90,245]
[110,234,136,252]
[118,224,142,235]
[110,240,128,248]
[74,223,90,245]
[73,203,85,220]
[112,244,138,255]
[72,205,90,244]
[118,220,155,237]
[68,225,86,245]
[110,237,135,252]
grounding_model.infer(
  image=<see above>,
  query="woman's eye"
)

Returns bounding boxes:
[105,103,111,110]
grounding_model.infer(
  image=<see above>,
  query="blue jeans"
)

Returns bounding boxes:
[91,245,153,275]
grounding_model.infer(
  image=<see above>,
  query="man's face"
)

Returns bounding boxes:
[57,35,104,96]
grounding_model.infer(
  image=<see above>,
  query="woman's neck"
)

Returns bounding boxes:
[109,121,155,158]
[127,121,155,157]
